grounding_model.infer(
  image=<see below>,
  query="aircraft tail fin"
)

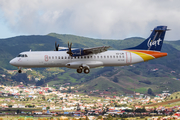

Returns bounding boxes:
[126,26,168,51]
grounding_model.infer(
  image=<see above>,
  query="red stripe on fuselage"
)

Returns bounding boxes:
[124,50,168,58]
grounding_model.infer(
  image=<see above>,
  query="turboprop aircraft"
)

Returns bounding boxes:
[10,26,168,74]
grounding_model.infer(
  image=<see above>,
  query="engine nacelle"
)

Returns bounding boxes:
[71,48,88,56]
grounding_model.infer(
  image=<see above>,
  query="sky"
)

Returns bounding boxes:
[0,0,180,40]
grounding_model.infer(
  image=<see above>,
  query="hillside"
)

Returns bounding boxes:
[0,34,180,95]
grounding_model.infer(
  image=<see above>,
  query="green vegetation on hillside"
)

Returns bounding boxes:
[0,34,180,95]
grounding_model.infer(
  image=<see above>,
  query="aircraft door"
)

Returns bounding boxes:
[126,52,132,63]
[43,55,49,64]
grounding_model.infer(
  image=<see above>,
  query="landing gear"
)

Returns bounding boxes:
[84,68,90,74]
[18,67,22,73]
[77,68,82,73]
[18,70,22,73]
[76,67,90,74]
[79,66,83,69]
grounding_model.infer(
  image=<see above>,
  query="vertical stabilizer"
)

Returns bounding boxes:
[126,26,168,51]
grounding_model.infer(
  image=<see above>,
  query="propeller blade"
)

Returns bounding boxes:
[55,41,57,47]
[67,42,73,56]
[70,43,72,49]
[55,41,59,51]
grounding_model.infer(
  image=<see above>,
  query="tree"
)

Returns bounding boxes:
[11,73,29,83]
[97,116,102,120]
[42,95,46,101]
[36,79,44,86]
[68,86,72,93]
[147,88,155,96]
[106,107,109,112]
[16,109,21,114]
[113,76,118,83]
[85,116,89,120]
[85,107,88,114]
[46,106,50,110]
[8,105,12,108]
[107,114,113,120]
[135,108,146,113]
[77,103,81,111]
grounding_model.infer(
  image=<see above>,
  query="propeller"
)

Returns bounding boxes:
[67,42,73,56]
[55,41,59,51]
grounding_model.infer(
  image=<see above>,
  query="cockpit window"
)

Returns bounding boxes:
[17,54,28,57]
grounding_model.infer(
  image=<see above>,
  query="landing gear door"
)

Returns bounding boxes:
[126,52,132,63]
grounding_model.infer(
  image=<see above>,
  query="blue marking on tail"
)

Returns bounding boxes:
[126,26,168,51]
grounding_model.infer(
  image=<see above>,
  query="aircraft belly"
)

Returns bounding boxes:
[66,61,103,69]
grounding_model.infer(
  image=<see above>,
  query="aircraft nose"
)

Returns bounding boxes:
[9,59,16,66]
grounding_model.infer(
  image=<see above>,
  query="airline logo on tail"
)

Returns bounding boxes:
[147,38,162,47]
[126,26,168,51]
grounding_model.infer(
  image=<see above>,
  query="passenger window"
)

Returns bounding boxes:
[68,57,70,59]
[90,56,92,58]
[101,56,103,58]
[25,54,28,57]
[74,57,76,59]
[113,56,115,58]
[49,56,51,59]
[84,56,86,59]
[52,56,54,59]
[110,56,112,58]
[81,56,83,59]
[97,56,99,58]
[58,56,60,59]
[78,56,79,59]
[119,56,121,58]
[104,56,106,58]
[87,56,89,59]
[55,56,57,59]
[61,57,63,59]
[107,56,109,58]
[65,57,67,59]
[116,56,118,58]
[94,56,96,58]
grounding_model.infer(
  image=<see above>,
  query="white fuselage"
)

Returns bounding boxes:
[10,50,145,69]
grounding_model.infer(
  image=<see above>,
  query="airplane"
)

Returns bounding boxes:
[10,26,168,74]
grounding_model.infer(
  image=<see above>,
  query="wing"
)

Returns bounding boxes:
[63,41,111,56]
[83,46,111,54]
